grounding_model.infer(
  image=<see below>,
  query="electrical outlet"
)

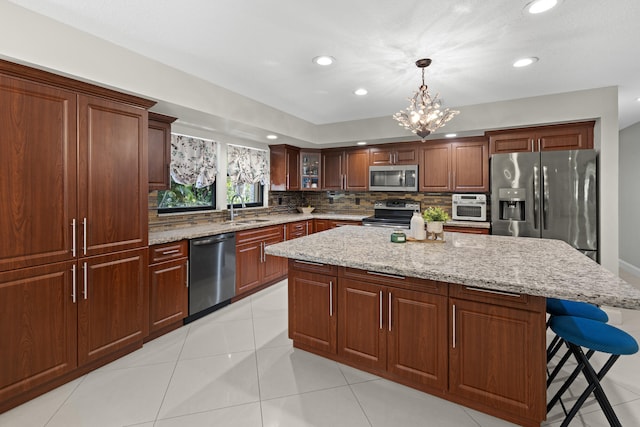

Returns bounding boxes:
[278,197,282,205]
[355,197,360,205]
[329,197,334,204]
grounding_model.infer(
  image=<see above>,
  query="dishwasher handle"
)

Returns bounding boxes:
[191,233,235,246]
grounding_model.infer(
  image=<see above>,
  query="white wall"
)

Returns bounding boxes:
[619,122,640,274]
[0,1,621,273]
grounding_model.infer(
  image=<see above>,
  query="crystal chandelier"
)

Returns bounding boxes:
[393,58,459,141]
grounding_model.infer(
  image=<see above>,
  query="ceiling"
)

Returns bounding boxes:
[8,0,640,130]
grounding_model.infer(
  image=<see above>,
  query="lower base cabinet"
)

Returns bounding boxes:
[288,260,546,427]
[0,248,147,409]
[236,225,286,297]
[148,241,188,338]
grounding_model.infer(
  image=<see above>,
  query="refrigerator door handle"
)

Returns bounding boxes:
[542,165,549,230]
[533,165,540,230]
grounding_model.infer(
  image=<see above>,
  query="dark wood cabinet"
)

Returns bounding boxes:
[487,121,595,155]
[321,148,369,191]
[270,144,300,191]
[300,151,321,190]
[148,112,177,191]
[0,60,154,413]
[287,260,338,354]
[369,143,418,165]
[0,74,78,273]
[313,219,361,233]
[419,137,488,193]
[148,241,188,339]
[0,261,77,404]
[286,220,311,239]
[78,95,149,257]
[78,249,147,366]
[449,284,546,424]
[236,225,286,297]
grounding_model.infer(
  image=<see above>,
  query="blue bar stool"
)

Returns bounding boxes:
[546,298,609,384]
[548,315,638,427]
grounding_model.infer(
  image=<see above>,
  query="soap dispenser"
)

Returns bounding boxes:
[410,211,426,240]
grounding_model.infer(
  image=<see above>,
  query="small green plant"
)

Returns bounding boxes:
[422,206,450,222]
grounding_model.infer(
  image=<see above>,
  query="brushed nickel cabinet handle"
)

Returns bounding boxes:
[83,262,88,300]
[379,291,383,329]
[71,218,76,257]
[366,271,405,280]
[463,286,521,297]
[186,260,189,288]
[71,264,77,303]
[162,249,180,255]
[296,260,324,266]
[388,292,392,332]
[82,218,87,255]
[452,304,456,349]
[329,280,334,317]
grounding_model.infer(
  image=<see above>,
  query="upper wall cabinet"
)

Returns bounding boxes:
[270,144,300,191]
[419,137,489,193]
[148,112,177,191]
[486,121,595,155]
[369,143,418,166]
[322,148,369,191]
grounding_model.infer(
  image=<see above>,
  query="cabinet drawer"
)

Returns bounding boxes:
[444,226,489,235]
[150,241,188,264]
[340,267,447,296]
[450,283,545,312]
[236,225,285,245]
[290,259,337,275]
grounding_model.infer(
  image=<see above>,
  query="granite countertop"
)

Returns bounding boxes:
[148,213,367,245]
[264,225,640,310]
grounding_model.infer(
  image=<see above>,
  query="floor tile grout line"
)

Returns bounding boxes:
[151,400,262,425]
[42,374,87,427]
[345,381,375,427]
[151,324,191,424]
[249,287,266,427]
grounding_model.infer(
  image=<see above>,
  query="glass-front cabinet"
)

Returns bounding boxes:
[301,151,321,190]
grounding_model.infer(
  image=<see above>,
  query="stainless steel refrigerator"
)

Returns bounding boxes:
[491,150,598,261]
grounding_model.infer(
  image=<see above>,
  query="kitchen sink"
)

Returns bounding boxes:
[224,219,271,226]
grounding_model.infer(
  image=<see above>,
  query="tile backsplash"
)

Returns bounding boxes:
[149,190,455,232]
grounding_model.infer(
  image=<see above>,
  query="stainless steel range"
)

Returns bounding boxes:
[362,199,420,229]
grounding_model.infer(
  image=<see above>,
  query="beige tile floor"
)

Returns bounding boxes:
[2,273,640,427]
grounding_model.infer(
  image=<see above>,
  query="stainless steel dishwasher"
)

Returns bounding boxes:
[186,232,236,323]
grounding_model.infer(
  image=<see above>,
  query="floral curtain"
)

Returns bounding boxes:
[170,134,217,188]
[227,145,269,185]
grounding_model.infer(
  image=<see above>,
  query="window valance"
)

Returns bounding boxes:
[170,134,217,188]
[227,145,269,185]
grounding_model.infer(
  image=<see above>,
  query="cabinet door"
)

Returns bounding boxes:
[488,131,533,155]
[321,151,344,190]
[314,219,330,233]
[338,279,386,371]
[149,258,188,334]
[286,148,301,190]
[537,123,593,151]
[236,241,262,295]
[78,95,148,257]
[0,262,77,402]
[288,269,337,353]
[263,235,286,284]
[344,149,369,190]
[449,298,546,422]
[0,75,77,272]
[419,143,452,192]
[270,145,300,190]
[77,249,146,366]
[452,140,489,192]
[387,288,448,391]
[148,113,175,191]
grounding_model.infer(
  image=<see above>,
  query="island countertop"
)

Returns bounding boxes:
[265,225,640,310]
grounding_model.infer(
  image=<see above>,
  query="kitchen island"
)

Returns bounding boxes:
[265,226,640,427]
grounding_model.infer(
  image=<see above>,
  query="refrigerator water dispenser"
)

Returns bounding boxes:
[498,188,526,221]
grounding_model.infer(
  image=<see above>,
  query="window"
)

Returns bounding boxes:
[227,178,263,208]
[158,178,215,213]
[158,134,217,213]
[227,144,268,208]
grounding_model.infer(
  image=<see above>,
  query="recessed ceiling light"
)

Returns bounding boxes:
[513,57,539,68]
[637,97,640,102]
[312,56,335,66]
[266,134,278,140]
[526,0,558,14]
[445,133,457,138]
[356,141,367,145]
[354,88,368,96]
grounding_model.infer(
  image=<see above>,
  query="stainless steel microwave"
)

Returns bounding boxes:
[369,165,418,192]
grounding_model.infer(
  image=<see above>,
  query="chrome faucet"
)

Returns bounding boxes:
[230,193,245,221]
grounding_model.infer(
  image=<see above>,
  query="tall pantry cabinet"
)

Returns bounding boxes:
[0,60,154,412]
